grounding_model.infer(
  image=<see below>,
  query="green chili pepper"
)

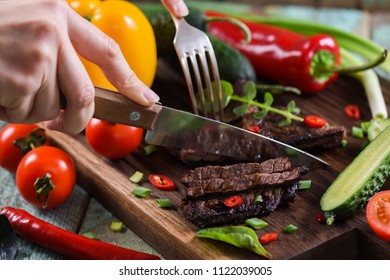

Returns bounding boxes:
[195,225,272,259]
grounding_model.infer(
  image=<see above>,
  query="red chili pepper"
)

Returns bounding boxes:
[224,195,243,207]
[247,125,261,133]
[0,206,160,260]
[259,232,278,245]
[149,174,176,191]
[304,115,328,128]
[205,11,341,94]
[344,104,360,120]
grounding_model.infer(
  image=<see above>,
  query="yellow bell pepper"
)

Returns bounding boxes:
[67,0,157,89]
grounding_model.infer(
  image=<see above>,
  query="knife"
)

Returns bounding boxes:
[91,87,329,170]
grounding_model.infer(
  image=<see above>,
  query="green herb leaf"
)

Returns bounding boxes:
[196,226,272,259]
[233,103,250,116]
[254,195,263,204]
[263,92,274,106]
[243,81,257,99]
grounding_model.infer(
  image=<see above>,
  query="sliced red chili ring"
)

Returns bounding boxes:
[148,174,176,191]
[344,104,360,120]
[247,125,261,133]
[224,195,243,207]
[304,115,327,128]
[259,232,278,245]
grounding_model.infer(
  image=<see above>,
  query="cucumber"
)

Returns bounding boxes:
[320,126,390,225]
[367,117,390,142]
[139,6,256,83]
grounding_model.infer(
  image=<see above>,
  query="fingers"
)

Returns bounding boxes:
[67,8,159,106]
[161,0,189,17]
[45,36,95,135]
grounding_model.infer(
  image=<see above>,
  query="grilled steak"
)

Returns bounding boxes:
[173,106,345,164]
[240,110,346,151]
[181,183,299,228]
[180,157,308,228]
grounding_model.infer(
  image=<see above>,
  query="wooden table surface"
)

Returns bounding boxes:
[1,2,390,260]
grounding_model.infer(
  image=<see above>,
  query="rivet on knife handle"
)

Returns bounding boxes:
[93,87,162,130]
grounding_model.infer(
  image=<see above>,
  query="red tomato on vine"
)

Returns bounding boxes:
[16,146,76,209]
[0,124,48,173]
[85,118,144,159]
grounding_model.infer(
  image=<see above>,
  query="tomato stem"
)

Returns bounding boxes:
[13,128,46,154]
[34,173,55,209]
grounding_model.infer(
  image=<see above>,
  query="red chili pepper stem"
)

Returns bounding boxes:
[320,48,387,75]
[0,206,160,260]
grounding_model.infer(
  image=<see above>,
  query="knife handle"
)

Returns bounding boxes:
[91,87,162,129]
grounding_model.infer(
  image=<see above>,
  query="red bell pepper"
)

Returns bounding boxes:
[205,11,341,94]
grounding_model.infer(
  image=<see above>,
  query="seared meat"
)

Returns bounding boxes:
[240,110,346,151]
[181,182,299,228]
[183,165,307,198]
[180,157,308,228]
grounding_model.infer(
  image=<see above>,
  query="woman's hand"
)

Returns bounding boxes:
[0,0,159,135]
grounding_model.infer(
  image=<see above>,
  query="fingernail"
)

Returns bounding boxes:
[143,88,160,103]
[175,2,189,17]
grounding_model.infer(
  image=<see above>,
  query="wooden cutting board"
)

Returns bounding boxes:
[46,60,390,260]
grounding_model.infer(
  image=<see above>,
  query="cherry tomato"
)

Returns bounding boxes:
[344,104,360,120]
[71,0,157,89]
[366,190,390,242]
[259,232,278,245]
[0,124,48,173]
[148,174,176,191]
[224,195,243,207]
[16,146,76,209]
[304,115,328,128]
[85,118,144,159]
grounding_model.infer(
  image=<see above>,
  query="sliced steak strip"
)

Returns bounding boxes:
[184,166,308,198]
[181,182,299,228]
[181,156,291,183]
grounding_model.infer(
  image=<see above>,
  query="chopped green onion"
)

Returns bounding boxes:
[253,195,263,204]
[361,121,372,133]
[111,221,123,232]
[299,180,312,190]
[245,218,268,229]
[283,224,298,233]
[352,126,364,138]
[144,144,157,155]
[341,139,348,147]
[129,171,144,183]
[156,198,174,208]
[131,186,152,198]
[82,232,98,239]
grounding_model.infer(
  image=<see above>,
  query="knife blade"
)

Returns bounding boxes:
[92,87,329,169]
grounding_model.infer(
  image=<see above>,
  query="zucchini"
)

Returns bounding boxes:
[320,126,390,225]
[367,117,390,142]
[139,6,256,83]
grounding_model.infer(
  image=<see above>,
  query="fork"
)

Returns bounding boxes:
[170,15,224,121]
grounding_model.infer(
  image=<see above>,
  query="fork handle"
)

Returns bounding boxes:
[93,87,162,130]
